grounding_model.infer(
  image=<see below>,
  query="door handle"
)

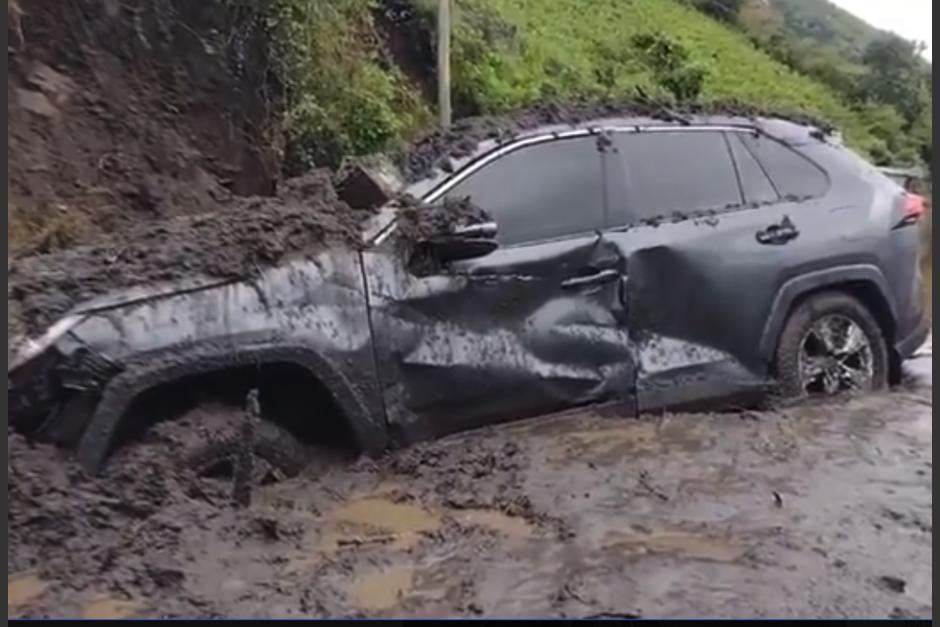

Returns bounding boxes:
[756,215,799,245]
[561,268,620,289]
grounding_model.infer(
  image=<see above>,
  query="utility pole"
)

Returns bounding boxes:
[437,0,452,129]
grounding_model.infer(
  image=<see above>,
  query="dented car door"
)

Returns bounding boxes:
[364,134,636,443]
[599,126,836,410]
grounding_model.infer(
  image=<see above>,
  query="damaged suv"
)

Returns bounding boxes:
[9,113,929,478]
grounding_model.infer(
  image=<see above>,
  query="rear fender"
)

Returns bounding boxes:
[758,264,897,362]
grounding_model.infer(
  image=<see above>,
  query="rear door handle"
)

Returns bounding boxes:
[756,215,799,245]
[561,268,620,289]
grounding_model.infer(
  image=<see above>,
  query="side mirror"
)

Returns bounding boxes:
[426,221,499,262]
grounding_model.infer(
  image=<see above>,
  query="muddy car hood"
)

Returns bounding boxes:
[8,206,404,373]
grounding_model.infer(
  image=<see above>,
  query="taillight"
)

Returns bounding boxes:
[895,193,926,228]
[905,194,926,220]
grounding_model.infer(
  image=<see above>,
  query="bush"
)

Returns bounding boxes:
[268,0,430,171]
[631,33,708,102]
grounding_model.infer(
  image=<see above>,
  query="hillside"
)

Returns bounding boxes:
[739,0,931,167]
[446,0,875,146]
[769,0,882,60]
[269,0,887,170]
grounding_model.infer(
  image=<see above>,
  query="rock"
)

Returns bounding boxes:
[335,155,404,210]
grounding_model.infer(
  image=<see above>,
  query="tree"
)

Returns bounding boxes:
[856,35,930,127]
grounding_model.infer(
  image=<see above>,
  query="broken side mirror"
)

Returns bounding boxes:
[425,222,499,263]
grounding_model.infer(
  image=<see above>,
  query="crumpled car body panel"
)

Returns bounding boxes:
[12,220,783,454]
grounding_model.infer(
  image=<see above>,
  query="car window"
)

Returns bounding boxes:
[607,130,743,226]
[443,136,604,245]
[727,132,779,204]
[738,132,828,199]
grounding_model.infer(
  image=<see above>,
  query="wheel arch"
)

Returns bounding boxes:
[759,265,899,371]
[76,342,388,474]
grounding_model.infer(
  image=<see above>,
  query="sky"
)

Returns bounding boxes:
[828,0,932,60]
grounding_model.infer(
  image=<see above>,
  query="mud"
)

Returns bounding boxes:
[7,182,496,345]
[394,195,493,241]
[8,0,282,257]
[399,99,836,183]
[7,171,372,337]
[8,355,931,619]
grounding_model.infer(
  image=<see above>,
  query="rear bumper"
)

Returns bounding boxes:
[895,313,930,360]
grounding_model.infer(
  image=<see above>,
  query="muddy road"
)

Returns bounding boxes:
[8,346,932,619]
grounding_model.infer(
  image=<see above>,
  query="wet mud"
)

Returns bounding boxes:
[394,195,492,241]
[7,171,366,336]
[8,356,931,619]
[7,181,490,348]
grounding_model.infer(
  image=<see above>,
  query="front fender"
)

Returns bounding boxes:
[76,341,387,474]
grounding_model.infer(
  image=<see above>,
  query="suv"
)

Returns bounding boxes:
[8,114,930,478]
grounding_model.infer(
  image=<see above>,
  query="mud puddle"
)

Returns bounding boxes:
[316,494,534,554]
[7,362,932,618]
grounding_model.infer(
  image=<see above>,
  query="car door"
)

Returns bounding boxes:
[363,134,637,442]
[600,126,835,411]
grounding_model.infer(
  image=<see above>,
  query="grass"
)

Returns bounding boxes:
[267,0,887,167]
[447,0,879,154]
[269,0,433,171]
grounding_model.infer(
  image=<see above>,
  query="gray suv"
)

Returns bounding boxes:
[9,114,930,478]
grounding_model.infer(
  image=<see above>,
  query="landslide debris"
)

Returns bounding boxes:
[8,171,365,336]
[7,172,493,341]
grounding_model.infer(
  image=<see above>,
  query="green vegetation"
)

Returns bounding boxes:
[265,0,432,171]
[258,0,928,171]
[734,0,931,168]
[447,0,877,148]
[688,0,746,24]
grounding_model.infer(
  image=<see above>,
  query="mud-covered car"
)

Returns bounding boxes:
[8,113,930,479]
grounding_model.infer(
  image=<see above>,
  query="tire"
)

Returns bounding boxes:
[181,411,310,483]
[774,291,889,398]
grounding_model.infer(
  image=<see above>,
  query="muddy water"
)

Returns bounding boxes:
[8,574,49,614]
[8,357,932,618]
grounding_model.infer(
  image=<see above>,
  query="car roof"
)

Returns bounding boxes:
[404,114,828,200]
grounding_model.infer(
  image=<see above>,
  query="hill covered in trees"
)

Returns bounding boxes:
[769,0,883,60]
[706,0,931,167]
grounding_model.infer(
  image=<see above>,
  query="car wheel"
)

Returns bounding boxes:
[775,291,889,398]
[183,413,309,485]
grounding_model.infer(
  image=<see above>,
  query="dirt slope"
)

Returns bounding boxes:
[8,0,282,256]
